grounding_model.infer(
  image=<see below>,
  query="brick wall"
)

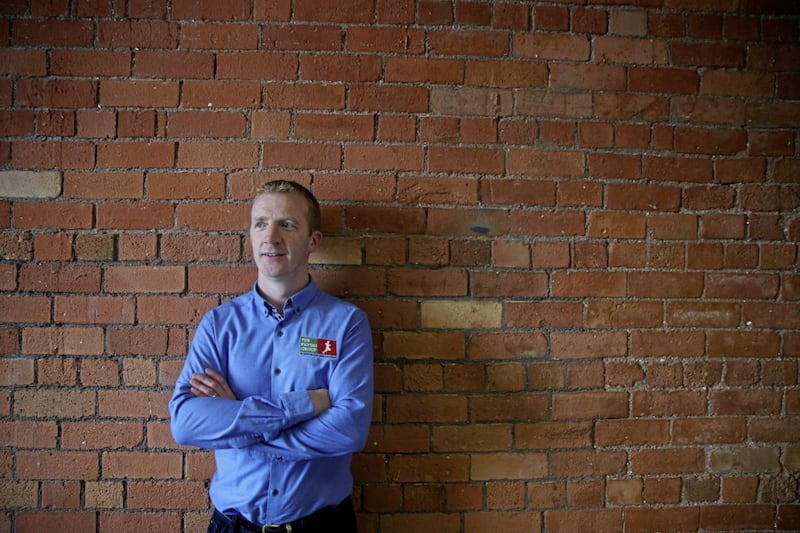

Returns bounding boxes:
[1,1,799,531]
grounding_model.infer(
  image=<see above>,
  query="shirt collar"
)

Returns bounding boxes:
[253,276,319,319]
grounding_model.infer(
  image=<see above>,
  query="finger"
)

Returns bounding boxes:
[190,375,218,397]
[204,367,228,386]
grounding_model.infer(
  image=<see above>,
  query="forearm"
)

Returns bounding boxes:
[169,389,315,449]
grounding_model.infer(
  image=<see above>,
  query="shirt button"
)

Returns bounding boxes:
[277,330,283,336]
[271,489,279,496]
[274,368,281,375]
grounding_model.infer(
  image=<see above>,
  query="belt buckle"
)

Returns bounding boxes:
[262,524,292,533]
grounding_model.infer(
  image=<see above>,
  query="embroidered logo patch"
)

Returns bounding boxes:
[300,336,338,357]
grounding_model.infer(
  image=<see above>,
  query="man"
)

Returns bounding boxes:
[170,180,374,533]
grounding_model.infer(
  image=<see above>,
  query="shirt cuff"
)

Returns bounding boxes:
[279,389,316,427]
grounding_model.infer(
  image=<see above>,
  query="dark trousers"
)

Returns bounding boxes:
[208,496,357,533]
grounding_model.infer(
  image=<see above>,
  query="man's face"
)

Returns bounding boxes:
[249,192,322,290]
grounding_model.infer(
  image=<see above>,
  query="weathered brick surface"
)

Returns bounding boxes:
[1,1,798,530]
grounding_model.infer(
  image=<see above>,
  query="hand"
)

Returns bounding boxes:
[190,368,237,400]
[308,388,330,416]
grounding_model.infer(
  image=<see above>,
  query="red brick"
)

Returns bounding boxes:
[345,145,424,171]
[382,332,464,361]
[609,183,682,211]
[385,56,463,84]
[628,272,704,298]
[126,481,208,510]
[178,204,249,233]
[545,509,622,533]
[709,389,781,416]
[0,421,57,448]
[585,300,663,329]
[632,448,705,475]
[511,210,585,237]
[469,332,547,361]
[481,178,555,206]
[99,390,170,419]
[16,512,95,532]
[676,126,747,155]
[671,41,745,67]
[699,505,777,531]
[625,508,700,533]
[643,155,713,183]
[348,27,425,54]
[104,266,184,294]
[261,24,341,51]
[552,272,626,298]
[429,29,508,56]
[300,54,382,82]
[188,266,256,294]
[177,141,258,169]
[387,269,467,297]
[17,451,99,480]
[466,59,546,88]
[631,331,705,357]
[99,80,179,107]
[706,273,779,299]
[551,63,626,91]
[349,84,429,112]
[54,296,135,325]
[431,424,511,453]
[553,391,628,420]
[61,421,143,450]
[97,20,177,48]
[505,302,582,329]
[633,391,706,417]
[470,272,547,298]
[587,212,645,239]
[97,141,175,168]
[216,52,296,80]
[508,149,584,177]
[377,115,415,142]
[12,140,94,169]
[63,172,143,199]
[294,114,374,141]
[20,264,101,293]
[514,33,588,61]
[596,419,669,447]
[0,295,50,324]
[182,80,261,108]
[396,176,476,206]
[516,421,592,450]
[466,511,541,531]
[263,141,341,170]
[136,296,216,325]
[99,512,183,533]
[471,452,547,481]
[455,1,491,26]
[22,326,104,355]
[96,201,174,230]
[103,451,182,479]
[0,48,47,75]
[166,111,247,138]
[294,0,372,22]
[180,23,259,49]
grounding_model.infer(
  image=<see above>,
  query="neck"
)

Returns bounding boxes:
[257,274,310,313]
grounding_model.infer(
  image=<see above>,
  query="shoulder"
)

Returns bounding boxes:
[203,290,257,323]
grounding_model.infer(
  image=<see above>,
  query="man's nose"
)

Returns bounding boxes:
[265,223,281,241]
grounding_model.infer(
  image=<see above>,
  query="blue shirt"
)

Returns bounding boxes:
[169,279,374,525]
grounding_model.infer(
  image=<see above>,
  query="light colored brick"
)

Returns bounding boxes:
[0,171,61,198]
[421,301,502,329]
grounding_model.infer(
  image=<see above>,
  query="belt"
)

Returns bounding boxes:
[215,496,352,533]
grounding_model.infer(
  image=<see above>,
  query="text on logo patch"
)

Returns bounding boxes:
[299,336,338,357]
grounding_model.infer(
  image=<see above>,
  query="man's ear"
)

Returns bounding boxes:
[307,230,323,253]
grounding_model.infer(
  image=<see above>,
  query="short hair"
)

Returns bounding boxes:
[254,180,321,233]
